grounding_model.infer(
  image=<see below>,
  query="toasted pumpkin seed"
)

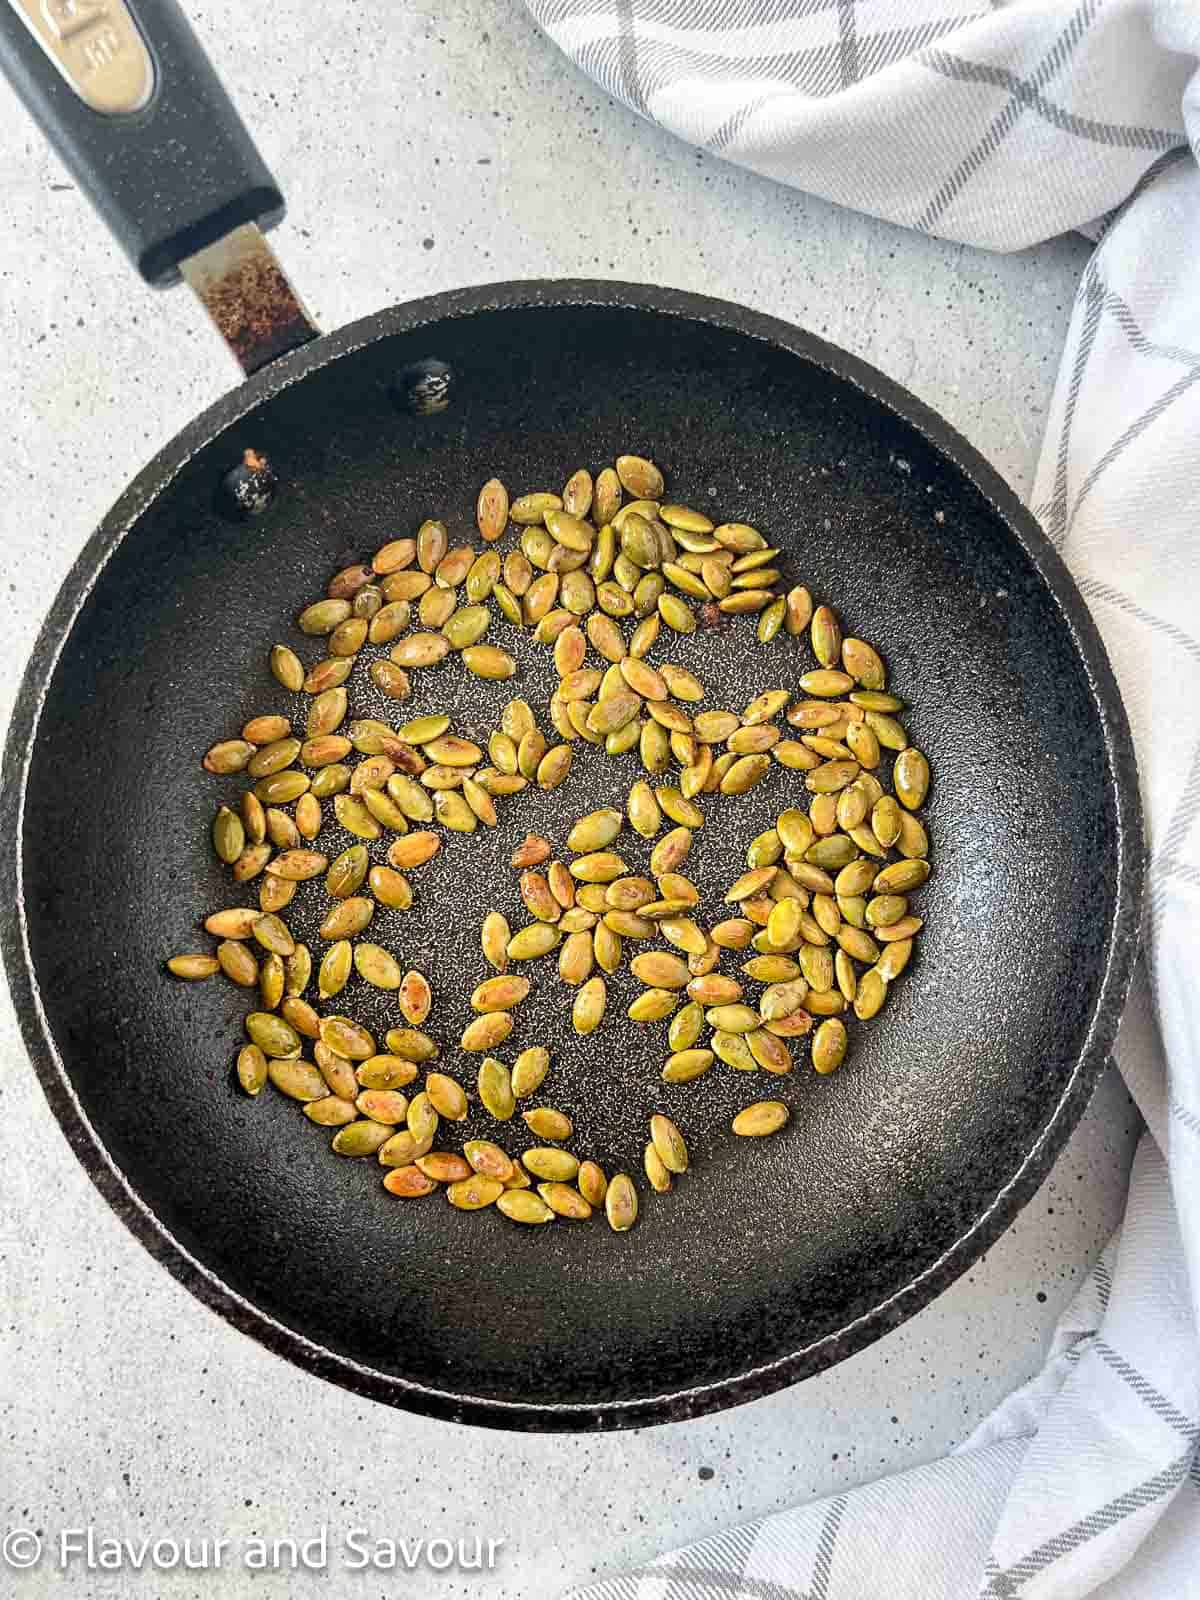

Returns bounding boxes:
[894,747,930,810]
[476,477,510,540]
[469,1057,514,1122]
[418,1151,471,1183]
[732,1101,789,1136]
[511,1145,576,1188]
[644,1113,686,1174]
[602,1172,637,1232]
[812,1017,848,1074]
[495,1190,553,1224]
[572,975,607,1035]
[643,1142,671,1192]
[267,1058,326,1101]
[383,1164,437,1197]
[212,806,245,864]
[203,738,255,776]
[462,1012,514,1053]
[447,1175,504,1210]
[518,1107,570,1143]
[235,1042,268,1095]
[167,954,220,980]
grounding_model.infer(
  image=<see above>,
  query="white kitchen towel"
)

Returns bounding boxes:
[522,2,1200,1595]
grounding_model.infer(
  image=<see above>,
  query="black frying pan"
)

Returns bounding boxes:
[0,0,1142,1430]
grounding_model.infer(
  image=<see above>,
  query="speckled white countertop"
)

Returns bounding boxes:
[0,2,1138,1595]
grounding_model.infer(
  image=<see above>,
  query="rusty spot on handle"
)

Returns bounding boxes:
[180,223,320,376]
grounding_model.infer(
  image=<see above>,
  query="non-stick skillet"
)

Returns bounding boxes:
[0,0,1142,1430]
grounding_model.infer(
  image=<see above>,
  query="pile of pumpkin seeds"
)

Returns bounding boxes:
[169,455,931,1231]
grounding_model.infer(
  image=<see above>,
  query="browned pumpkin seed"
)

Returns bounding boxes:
[383,1165,438,1197]
[463,1013,514,1054]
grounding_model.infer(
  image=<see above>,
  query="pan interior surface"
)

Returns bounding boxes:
[10,294,1134,1427]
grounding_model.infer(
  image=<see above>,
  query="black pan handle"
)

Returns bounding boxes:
[0,0,284,288]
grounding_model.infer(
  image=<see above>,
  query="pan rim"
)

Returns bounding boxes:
[0,278,1144,1430]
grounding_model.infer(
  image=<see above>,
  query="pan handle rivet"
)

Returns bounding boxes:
[392,359,453,416]
[221,448,278,518]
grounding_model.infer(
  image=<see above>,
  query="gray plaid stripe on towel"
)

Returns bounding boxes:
[523,2,1200,1596]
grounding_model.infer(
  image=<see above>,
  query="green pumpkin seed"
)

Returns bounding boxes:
[212,806,245,864]
[613,454,662,498]
[851,689,904,712]
[236,1043,268,1095]
[507,923,561,961]
[326,844,368,899]
[712,1030,757,1070]
[747,1029,793,1073]
[269,644,305,691]
[245,1011,301,1057]
[496,1190,554,1224]
[810,605,842,668]
[353,942,402,989]
[267,1057,326,1101]
[319,896,373,940]
[875,939,914,980]
[523,1147,580,1183]
[805,759,860,795]
[368,601,412,645]
[328,1120,394,1158]
[865,711,909,750]
[876,864,928,902]
[318,1015,375,1060]
[384,1028,440,1063]
[167,954,220,980]
[853,969,888,1020]
[425,1072,468,1122]
[298,598,352,635]
[522,1107,572,1141]
[203,738,255,775]
[758,596,786,642]
[642,1142,671,1192]
[472,1056,514,1120]
[895,810,930,860]
[837,925,880,964]
[719,754,771,796]
[309,763,350,799]
[732,1101,789,1136]
[704,1004,759,1034]
[572,975,607,1035]
[870,795,901,849]
[842,638,886,688]
[355,1089,411,1126]
[833,948,858,1002]
[799,942,835,992]
[805,835,858,870]
[444,1175,502,1210]
[509,1045,550,1099]
[812,1017,848,1074]
[894,747,930,810]
[798,669,854,698]
[318,939,352,998]
[657,592,696,634]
